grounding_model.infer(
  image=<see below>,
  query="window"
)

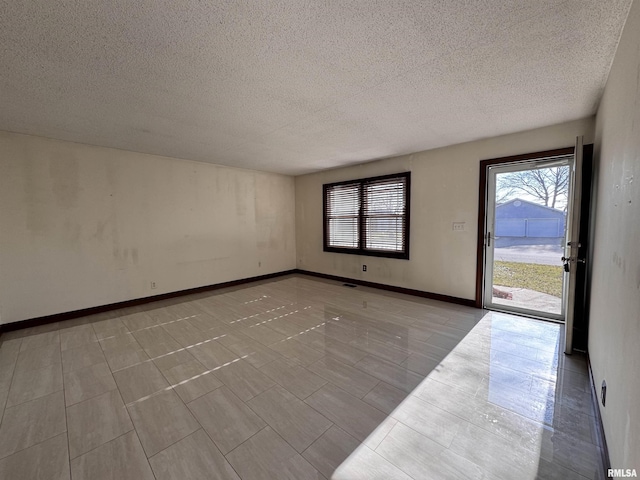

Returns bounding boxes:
[323,172,410,259]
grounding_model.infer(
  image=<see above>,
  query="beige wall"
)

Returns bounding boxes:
[0,132,296,324]
[590,0,640,467]
[295,118,594,300]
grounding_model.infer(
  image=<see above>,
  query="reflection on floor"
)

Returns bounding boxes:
[0,275,604,479]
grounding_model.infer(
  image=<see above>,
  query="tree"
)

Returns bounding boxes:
[496,166,569,209]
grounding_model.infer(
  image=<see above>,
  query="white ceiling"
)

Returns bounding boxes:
[0,1,633,175]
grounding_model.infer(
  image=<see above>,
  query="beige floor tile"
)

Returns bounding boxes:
[259,358,327,399]
[70,431,155,480]
[0,277,605,480]
[424,332,466,351]
[213,359,275,401]
[413,376,484,422]
[427,357,488,396]
[60,325,98,351]
[67,389,133,459]
[376,421,490,480]
[113,361,169,404]
[187,386,265,454]
[186,312,227,332]
[152,348,196,372]
[302,425,360,478]
[222,334,283,368]
[305,383,386,442]
[536,457,596,480]
[149,429,240,480]
[289,311,329,330]
[188,340,239,370]
[332,444,414,480]
[226,426,322,480]
[297,332,368,365]
[247,385,332,452]
[145,305,182,323]
[490,349,559,382]
[127,389,200,457]
[262,316,309,337]
[98,332,137,352]
[142,339,184,358]
[119,312,159,331]
[539,429,603,480]
[64,362,117,406]
[162,359,222,403]
[310,321,357,345]
[0,366,14,400]
[269,339,324,366]
[132,327,177,352]
[91,318,130,340]
[0,388,9,421]
[549,402,597,444]
[7,362,63,407]
[467,399,548,452]
[362,416,398,450]
[400,351,442,376]
[161,320,210,346]
[362,381,407,415]
[391,394,464,448]
[354,355,423,393]
[213,332,251,348]
[15,343,61,374]
[239,324,287,346]
[102,342,149,372]
[348,336,410,365]
[308,357,379,398]
[0,433,70,480]
[551,380,596,417]
[0,339,22,367]
[557,352,589,374]
[61,343,105,374]
[19,331,60,353]
[0,391,66,459]
[449,422,539,479]
[2,324,60,341]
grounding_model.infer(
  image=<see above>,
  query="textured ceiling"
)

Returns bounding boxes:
[0,1,633,175]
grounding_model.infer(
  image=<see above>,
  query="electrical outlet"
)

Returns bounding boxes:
[601,380,607,406]
[151,281,157,289]
[362,265,367,272]
[452,222,465,231]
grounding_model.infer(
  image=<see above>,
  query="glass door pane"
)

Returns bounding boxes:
[484,158,573,320]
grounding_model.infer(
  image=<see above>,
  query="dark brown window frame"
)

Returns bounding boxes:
[323,172,411,260]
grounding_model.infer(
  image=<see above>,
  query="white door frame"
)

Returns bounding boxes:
[482,151,578,323]
[564,136,584,354]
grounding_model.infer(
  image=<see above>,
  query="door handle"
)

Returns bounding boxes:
[562,256,587,272]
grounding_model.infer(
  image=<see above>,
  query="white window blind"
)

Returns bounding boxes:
[363,178,407,252]
[326,183,360,248]
[323,172,410,259]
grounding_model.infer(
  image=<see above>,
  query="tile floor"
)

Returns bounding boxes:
[0,275,605,479]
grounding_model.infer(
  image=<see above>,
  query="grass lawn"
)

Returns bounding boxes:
[493,261,563,298]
